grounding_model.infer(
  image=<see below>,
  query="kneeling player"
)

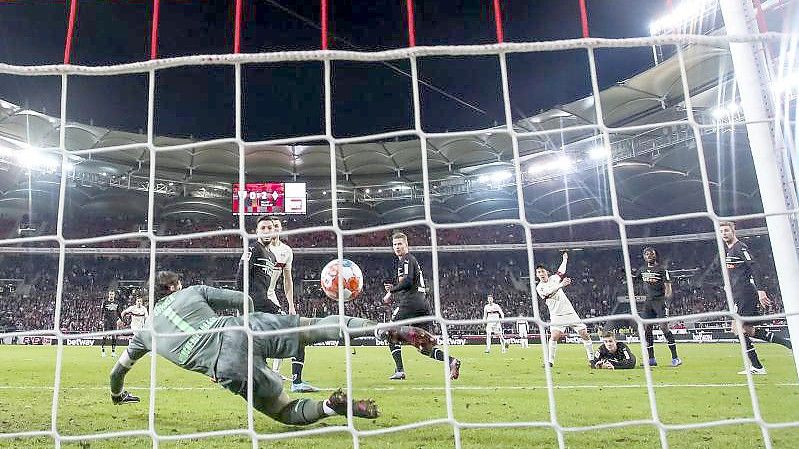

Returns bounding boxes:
[535,252,594,367]
[109,271,441,425]
[592,331,636,370]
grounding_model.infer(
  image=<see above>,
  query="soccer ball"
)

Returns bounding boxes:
[320,258,364,301]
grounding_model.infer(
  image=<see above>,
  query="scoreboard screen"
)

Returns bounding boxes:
[232,182,307,215]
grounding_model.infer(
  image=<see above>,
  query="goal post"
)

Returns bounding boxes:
[718,0,799,379]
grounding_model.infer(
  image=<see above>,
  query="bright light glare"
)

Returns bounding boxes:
[478,171,513,184]
[772,74,799,94]
[16,150,59,170]
[527,156,574,175]
[649,0,716,35]
[588,146,611,160]
[711,102,740,121]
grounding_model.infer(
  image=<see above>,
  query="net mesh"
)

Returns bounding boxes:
[0,0,798,448]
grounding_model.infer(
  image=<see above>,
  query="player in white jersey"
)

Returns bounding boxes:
[516,319,529,348]
[483,294,507,353]
[535,252,594,367]
[267,218,318,393]
[121,295,148,331]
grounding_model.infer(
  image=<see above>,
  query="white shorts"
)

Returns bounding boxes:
[550,313,587,334]
[486,322,503,335]
[517,324,529,337]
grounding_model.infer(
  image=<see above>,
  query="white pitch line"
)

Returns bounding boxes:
[0,383,797,392]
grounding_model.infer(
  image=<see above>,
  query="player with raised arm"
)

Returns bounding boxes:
[382,232,461,380]
[236,215,318,392]
[720,221,792,375]
[109,271,441,425]
[592,331,636,370]
[535,252,594,367]
[637,247,681,367]
[100,290,121,358]
[120,293,148,332]
[483,294,507,353]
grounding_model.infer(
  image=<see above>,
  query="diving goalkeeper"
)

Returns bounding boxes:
[109,271,439,425]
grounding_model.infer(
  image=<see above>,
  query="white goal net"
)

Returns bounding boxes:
[0,0,798,448]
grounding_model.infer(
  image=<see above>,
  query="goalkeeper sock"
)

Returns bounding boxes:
[753,328,792,349]
[743,336,763,369]
[548,339,558,365]
[274,399,325,425]
[664,330,679,358]
[298,315,376,343]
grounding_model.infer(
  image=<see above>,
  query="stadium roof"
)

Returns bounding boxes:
[0,41,763,225]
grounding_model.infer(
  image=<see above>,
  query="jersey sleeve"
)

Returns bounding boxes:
[741,245,766,291]
[235,247,253,291]
[285,246,294,270]
[556,258,567,277]
[197,285,254,312]
[611,344,637,369]
[536,278,561,299]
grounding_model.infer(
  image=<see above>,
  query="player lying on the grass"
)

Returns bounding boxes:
[592,331,636,370]
[535,252,594,367]
[109,271,445,425]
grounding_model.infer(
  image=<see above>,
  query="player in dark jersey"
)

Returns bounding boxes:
[637,247,681,367]
[236,215,278,314]
[108,271,441,425]
[100,290,121,358]
[721,221,792,375]
[382,232,461,381]
[236,215,317,392]
[592,331,636,370]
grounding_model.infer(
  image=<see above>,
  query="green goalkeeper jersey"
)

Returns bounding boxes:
[125,285,253,378]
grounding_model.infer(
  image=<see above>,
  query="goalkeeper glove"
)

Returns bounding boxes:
[112,390,140,405]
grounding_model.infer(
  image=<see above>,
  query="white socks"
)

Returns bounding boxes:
[548,339,558,365]
[583,340,595,361]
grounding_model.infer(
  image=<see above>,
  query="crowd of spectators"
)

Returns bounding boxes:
[0,233,786,337]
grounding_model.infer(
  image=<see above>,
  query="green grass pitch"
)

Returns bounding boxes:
[1,343,797,448]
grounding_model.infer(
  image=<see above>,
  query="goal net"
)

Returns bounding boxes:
[0,0,797,448]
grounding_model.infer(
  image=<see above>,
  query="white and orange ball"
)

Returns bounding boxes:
[320,258,364,301]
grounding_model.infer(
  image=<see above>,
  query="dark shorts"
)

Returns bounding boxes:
[254,300,283,315]
[641,297,667,319]
[392,297,433,331]
[103,319,118,331]
[733,286,762,322]
[735,299,759,316]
